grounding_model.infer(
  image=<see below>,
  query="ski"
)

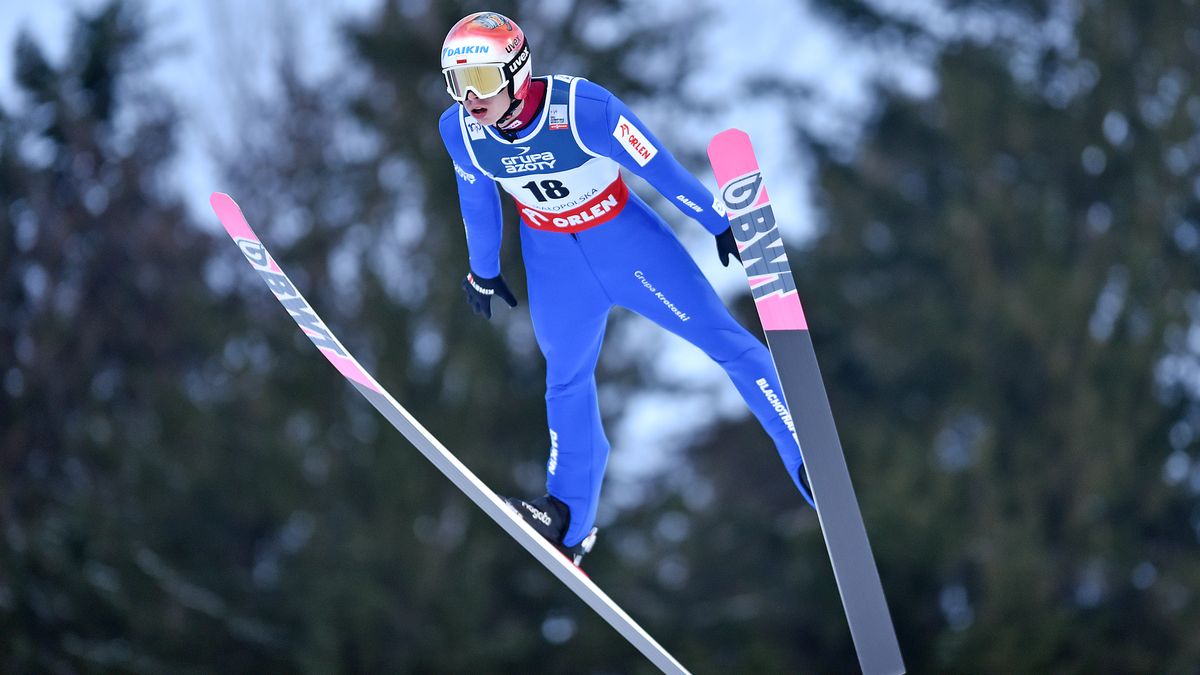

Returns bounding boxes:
[707,131,905,674]
[209,192,689,675]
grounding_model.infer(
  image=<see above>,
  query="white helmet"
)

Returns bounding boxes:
[440,12,532,102]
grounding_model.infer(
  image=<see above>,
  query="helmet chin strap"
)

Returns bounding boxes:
[493,81,524,140]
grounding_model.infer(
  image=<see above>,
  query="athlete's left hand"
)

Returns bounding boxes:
[716,227,742,267]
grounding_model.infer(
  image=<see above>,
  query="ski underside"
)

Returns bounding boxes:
[210,192,689,675]
[708,129,905,674]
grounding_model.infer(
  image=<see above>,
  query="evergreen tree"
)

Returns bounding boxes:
[0,2,288,670]
[683,0,1200,670]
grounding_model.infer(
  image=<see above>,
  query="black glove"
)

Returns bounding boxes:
[716,227,742,267]
[462,271,518,319]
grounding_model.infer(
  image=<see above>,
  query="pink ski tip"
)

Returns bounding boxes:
[707,127,750,152]
[210,192,257,242]
[707,128,761,185]
[706,128,751,162]
[210,191,233,210]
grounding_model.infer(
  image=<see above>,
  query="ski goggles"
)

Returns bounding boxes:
[443,41,530,102]
[443,64,509,101]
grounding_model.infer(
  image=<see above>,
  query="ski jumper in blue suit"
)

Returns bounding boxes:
[440,75,811,547]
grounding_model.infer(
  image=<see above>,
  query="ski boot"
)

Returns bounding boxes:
[503,494,598,567]
[798,465,816,508]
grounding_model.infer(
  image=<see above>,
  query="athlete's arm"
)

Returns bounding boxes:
[438,106,505,278]
[572,80,729,235]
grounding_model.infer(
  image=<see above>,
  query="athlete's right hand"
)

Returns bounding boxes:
[462,271,518,319]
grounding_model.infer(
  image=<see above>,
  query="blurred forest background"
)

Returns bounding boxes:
[3,0,1200,672]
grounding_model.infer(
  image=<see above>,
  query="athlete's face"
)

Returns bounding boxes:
[464,89,512,126]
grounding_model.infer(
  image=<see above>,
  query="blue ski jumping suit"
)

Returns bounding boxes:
[440,75,809,547]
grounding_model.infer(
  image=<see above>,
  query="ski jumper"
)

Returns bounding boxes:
[440,76,809,547]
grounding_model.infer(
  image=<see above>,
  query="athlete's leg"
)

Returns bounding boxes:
[522,228,615,546]
[581,200,811,501]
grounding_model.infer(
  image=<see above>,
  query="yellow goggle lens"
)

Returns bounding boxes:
[443,65,507,101]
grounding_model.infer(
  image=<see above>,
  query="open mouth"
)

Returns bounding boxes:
[470,107,487,116]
